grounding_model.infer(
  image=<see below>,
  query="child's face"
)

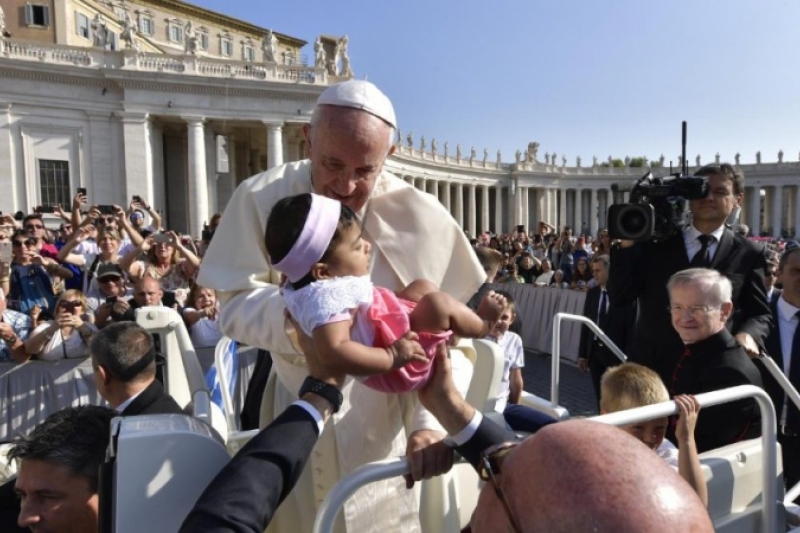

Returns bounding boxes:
[326,223,371,278]
[489,308,515,339]
[621,417,668,451]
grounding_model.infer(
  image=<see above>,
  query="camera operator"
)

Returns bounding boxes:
[607,163,771,384]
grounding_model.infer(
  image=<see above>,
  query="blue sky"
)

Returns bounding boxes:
[195,0,800,167]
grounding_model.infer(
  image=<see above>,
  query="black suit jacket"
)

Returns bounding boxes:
[608,227,771,381]
[756,298,793,423]
[121,380,183,416]
[180,404,320,533]
[181,407,516,533]
[668,329,763,453]
[578,285,637,364]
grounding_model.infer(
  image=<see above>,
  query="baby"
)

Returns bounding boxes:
[265,192,505,393]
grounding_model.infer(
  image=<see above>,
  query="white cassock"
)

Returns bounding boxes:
[198,160,485,533]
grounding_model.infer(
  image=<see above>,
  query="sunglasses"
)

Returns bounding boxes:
[766,271,777,278]
[13,239,37,247]
[25,224,43,230]
[58,300,81,310]
[478,442,523,533]
[98,217,114,224]
[99,276,122,283]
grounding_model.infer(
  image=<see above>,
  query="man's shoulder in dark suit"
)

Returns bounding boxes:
[121,380,183,416]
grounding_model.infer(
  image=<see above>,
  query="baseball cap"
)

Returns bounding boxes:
[97,263,124,280]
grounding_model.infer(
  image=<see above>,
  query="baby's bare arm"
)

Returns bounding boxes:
[312,321,427,376]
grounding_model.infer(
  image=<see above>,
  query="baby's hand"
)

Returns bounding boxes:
[389,332,428,370]
[674,394,700,445]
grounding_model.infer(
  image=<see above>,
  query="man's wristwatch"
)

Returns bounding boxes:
[298,377,343,413]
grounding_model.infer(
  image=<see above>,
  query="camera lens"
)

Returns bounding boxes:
[622,210,647,232]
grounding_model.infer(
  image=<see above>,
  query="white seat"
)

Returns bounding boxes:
[135,307,228,440]
[702,438,787,533]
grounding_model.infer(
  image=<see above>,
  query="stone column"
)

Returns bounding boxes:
[265,121,284,169]
[86,110,114,204]
[455,183,464,229]
[575,189,583,232]
[590,188,599,236]
[205,128,217,218]
[494,186,503,234]
[795,186,800,239]
[0,103,19,212]
[467,183,477,237]
[119,112,154,206]
[430,180,439,201]
[772,185,783,238]
[481,184,490,233]
[443,181,452,214]
[747,186,761,237]
[559,187,567,231]
[185,116,209,238]
[521,187,529,231]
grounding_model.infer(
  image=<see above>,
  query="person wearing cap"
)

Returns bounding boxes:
[198,80,485,532]
[88,263,132,328]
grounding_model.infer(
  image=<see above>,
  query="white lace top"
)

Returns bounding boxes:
[283,275,376,345]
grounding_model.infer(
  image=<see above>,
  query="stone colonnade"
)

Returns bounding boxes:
[400,176,632,238]
[742,185,800,239]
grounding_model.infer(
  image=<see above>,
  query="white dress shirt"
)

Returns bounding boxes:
[683,224,725,263]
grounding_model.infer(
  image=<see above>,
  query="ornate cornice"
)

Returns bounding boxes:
[0,64,321,101]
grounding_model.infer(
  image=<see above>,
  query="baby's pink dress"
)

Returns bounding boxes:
[283,275,450,393]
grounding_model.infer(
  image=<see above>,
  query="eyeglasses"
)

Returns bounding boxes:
[99,276,122,283]
[667,305,720,317]
[13,239,37,247]
[477,442,523,533]
[25,224,43,230]
[98,217,114,224]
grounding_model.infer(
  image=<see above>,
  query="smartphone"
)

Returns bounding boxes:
[132,195,143,204]
[106,296,117,305]
[516,224,526,233]
[0,242,11,262]
[201,228,214,241]
[77,187,87,196]
[97,205,115,215]
[154,233,173,244]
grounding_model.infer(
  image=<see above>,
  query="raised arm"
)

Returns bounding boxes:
[56,228,92,266]
[116,205,143,248]
[118,239,148,280]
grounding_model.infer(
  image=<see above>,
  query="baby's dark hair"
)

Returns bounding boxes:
[265,193,358,288]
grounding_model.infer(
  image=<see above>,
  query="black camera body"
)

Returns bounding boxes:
[607,173,708,242]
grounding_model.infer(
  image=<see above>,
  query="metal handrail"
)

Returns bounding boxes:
[757,353,800,503]
[312,385,778,533]
[165,319,211,425]
[550,312,626,407]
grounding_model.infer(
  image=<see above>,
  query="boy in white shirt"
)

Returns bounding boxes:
[486,291,557,433]
[601,363,708,506]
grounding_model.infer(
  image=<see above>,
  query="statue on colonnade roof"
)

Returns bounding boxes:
[121,11,139,51]
[527,142,540,162]
[262,29,278,63]
[91,14,109,48]
[184,21,198,55]
[314,36,326,69]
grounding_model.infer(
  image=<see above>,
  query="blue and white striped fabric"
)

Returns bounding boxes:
[205,337,238,414]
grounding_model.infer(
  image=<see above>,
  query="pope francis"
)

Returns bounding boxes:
[198,80,485,533]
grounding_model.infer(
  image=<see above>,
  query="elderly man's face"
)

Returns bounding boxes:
[669,283,731,344]
[16,459,99,533]
[304,106,394,213]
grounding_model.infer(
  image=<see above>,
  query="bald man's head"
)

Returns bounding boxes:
[470,419,713,533]
[134,276,163,307]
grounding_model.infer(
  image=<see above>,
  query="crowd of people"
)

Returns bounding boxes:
[4,78,800,533]
[467,223,613,290]
[0,194,226,365]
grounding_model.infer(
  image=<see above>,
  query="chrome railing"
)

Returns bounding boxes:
[312,385,779,533]
[550,312,626,408]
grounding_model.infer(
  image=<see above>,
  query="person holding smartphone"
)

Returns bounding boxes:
[24,290,97,361]
[119,231,200,307]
